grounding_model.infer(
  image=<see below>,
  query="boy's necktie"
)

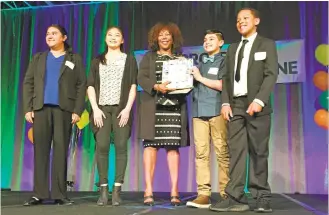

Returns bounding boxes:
[235,39,249,82]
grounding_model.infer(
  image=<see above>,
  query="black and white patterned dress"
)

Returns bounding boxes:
[143,54,185,148]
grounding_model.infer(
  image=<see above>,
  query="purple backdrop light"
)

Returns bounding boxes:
[299,1,328,194]
[314,97,322,110]
[2,1,328,194]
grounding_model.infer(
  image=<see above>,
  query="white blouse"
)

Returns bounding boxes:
[99,53,127,105]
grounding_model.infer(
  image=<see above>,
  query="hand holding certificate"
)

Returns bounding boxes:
[162,58,194,94]
[154,81,173,94]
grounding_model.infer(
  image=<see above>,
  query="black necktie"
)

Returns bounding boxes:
[235,39,249,82]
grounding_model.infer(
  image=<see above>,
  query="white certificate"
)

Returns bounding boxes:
[162,58,194,93]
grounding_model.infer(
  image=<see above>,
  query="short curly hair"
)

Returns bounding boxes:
[148,22,183,54]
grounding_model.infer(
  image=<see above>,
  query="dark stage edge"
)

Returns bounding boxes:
[1,191,328,215]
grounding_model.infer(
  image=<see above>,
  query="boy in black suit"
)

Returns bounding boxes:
[210,8,278,213]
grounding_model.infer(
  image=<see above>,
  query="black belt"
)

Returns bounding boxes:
[233,95,247,98]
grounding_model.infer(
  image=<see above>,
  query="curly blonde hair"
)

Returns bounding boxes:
[148,22,183,54]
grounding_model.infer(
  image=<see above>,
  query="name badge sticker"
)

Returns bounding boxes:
[208,67,218,75]
[65,61,75,70]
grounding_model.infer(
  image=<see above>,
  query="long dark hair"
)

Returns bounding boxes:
[47,24,71,52]
[97,26,125,65]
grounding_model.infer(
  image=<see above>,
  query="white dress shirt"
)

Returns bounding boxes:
[223,32,264,107]
[233,32,257,97]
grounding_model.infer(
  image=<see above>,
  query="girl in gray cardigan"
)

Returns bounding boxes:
[87,26,138,206]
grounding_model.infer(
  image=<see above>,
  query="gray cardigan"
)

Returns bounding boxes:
[87,54,138,133]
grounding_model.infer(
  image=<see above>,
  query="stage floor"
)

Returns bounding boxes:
[1,191,328,215]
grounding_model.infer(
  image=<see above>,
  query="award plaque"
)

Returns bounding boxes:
[162,58,194,94]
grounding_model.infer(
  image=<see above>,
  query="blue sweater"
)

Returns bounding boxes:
[43,52,65,105]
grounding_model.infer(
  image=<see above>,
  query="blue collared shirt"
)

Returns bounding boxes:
[192,53,226,118]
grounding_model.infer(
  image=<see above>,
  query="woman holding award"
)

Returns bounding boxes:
[137,22,190,206]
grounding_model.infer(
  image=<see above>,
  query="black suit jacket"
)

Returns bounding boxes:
[221,35,279,115]
[23,51,87,116]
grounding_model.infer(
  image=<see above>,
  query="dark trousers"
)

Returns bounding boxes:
[95,105,131,185]
[33,105,72,199]
[225,96,271,202]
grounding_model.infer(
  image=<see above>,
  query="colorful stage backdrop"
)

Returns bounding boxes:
[1,1,328,194]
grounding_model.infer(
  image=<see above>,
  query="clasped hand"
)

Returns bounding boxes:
[190,66,202,81]
[71,113,80,124]
[246,102,262,116]
[155,81,176,94]
[221,102,263,121]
